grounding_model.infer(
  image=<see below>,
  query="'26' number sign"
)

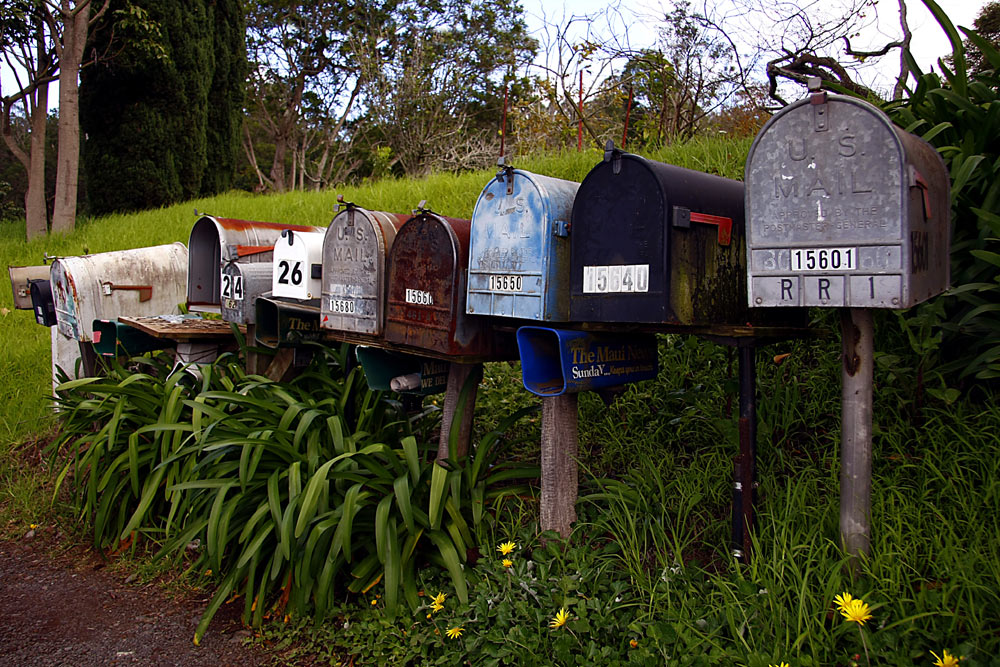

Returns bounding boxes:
[277,260,303,285]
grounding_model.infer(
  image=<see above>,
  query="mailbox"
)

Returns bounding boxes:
[254,295,323,348]
[745,90,950,308]
[517,327,658,396]
[8,265,50,310]
[29,279,57,326]
[355,346,449,395]
[186,215,321,313]
[384,208,508,360]
[320,204,409,338]
[467,163,580,321]
[219,262,271,324]
[50,243,189,342]
[569,144,748,326]
[271,229,326,300]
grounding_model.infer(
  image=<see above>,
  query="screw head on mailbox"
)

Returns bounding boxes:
[569,144,748,326]
[467,164,580,321]
[745,93,950,309]
[186,215,322,314]
[384,209,510,361]
[320,205,409,338]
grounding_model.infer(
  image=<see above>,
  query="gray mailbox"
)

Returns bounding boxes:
[746,90,950,308]
[219,262,271,324]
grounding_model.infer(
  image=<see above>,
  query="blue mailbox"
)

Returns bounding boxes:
[516,327,659,396]
[466,162,580,321]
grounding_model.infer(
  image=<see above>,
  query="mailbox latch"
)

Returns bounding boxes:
[552,220,571,238]
[808,76,828,131]
[496,157,516,195]
[672,206,732,246]
[909,165,933,222]
[101,282,153,302]
[604,140,623,175]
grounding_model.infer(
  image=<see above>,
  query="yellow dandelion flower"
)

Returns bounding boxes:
[549,607,570,629]
[432,592,446,606]
[426,613,432,619]
[629,639,638,648]
[839,598,873,626]
[446,626,464,639]
[502,558,513,568]
[931,649,960,667]
[29,523,39,530]
[833,592,854,613]
[769,663,790,667]
[497,541,516,556]
[371,599,378,606]
[431,601,444,613]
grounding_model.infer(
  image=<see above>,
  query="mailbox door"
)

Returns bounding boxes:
[8,265,51,310]
[385,213,493,357]
[321,207,408,335]
[271,229,325,300]
[746,95,949,309]
[220,262,271,324]
[467,169,579,321]
[570,152,745,325]
[187,216,321,312]
[51,243,189,341]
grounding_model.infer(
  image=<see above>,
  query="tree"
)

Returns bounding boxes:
[1,1,56,239]
[80,0,245,213]
[963,1,1000,74]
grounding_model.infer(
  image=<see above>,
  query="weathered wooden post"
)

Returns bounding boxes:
[745,77,951,564]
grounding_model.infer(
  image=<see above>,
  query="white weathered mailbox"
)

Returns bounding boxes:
[270,228,326,301]
[745,90,950,309]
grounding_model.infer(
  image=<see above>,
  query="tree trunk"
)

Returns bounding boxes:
[51,0,92,234]
[25,81,50,240]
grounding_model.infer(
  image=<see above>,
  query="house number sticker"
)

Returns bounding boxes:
[405,288,434,305]
[582,264,649,293]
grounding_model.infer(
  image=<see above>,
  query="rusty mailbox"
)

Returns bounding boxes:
[320,203,409,339]
[467,162,580,321]
[50,243,189,342]
[384,207,507,360]
[569,143,748,326]
[745,90,950,308]
[187,215,321,313]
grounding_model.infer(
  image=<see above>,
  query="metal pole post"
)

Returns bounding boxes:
[733,342,757,561]
[840,308,874,565]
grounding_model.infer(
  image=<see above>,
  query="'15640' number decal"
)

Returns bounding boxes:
[582,265,649,293]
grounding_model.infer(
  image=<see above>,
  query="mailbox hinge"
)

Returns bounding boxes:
[672,206,732,245]
[604,140,623,175]
[496,157,516,195]
[102,282,153,302]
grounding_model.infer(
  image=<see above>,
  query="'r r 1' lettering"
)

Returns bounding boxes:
[781,278,794,301]
[818,278,831,301]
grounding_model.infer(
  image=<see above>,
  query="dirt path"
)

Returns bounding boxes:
[0,535,271,666]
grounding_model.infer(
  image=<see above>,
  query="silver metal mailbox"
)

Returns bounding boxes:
[320,204,408,338]
[50,243,189,342]
[219,262,271,324]
[186,215,322,313]
[467,163,580,321]
[745,90,950,308]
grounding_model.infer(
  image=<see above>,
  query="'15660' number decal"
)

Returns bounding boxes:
[405,289,434,305]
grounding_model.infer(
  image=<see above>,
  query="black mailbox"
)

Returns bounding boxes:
[29,279,57,327]
[570,143,748,326]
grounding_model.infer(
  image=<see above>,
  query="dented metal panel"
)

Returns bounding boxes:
[467,164,579,321]
[186,215,322,313]
[8,265,50,310]
[220,262,271,324]
[50,243,189,341]
[320,205,408,337]
[384,210,506,360]
[745,93,950,308]
[570,145,748,326]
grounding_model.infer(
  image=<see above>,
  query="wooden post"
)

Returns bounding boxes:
[437,362,482,460]
[540,393,579,538]
[840,308,874,565]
